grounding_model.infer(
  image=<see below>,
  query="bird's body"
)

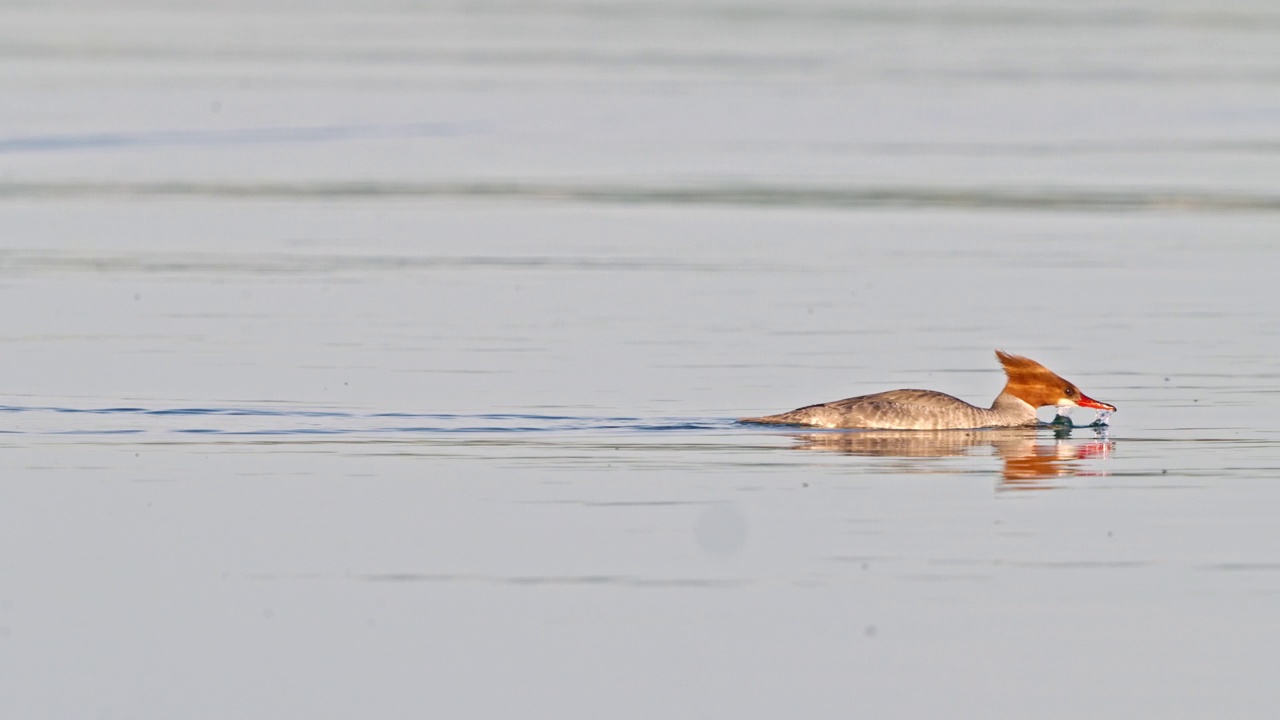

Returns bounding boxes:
[740,351,1114,430]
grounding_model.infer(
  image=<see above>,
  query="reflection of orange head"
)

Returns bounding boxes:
[996,350,1116,412]
[1000,442,1077,488]
[1000,440,1114,488]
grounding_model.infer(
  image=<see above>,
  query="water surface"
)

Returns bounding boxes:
[3,1,1280,718]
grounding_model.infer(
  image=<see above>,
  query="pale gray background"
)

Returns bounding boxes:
[2,1,1279,718]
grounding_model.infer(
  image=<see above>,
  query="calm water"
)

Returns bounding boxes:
[4,1,1280,718]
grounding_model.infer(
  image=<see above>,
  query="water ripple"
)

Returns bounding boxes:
[1,181,1277,212]
[0,404,733,436]
[0,123,468,154]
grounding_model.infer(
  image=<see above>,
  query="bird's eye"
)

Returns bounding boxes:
[1065,387,1075,396]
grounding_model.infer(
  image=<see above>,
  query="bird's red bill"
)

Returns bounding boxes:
[1077,393,1116,412]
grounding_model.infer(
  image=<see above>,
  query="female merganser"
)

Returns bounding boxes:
[740,350,1116,430]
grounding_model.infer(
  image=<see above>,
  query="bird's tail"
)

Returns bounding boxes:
[738,414,794,425]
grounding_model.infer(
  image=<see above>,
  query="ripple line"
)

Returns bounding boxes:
[0,123,467,154]
[1,181,1277,212]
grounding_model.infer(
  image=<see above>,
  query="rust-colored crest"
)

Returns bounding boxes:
[995,350,1077,407]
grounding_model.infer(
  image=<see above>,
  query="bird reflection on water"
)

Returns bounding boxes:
[786,425,1113,489]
